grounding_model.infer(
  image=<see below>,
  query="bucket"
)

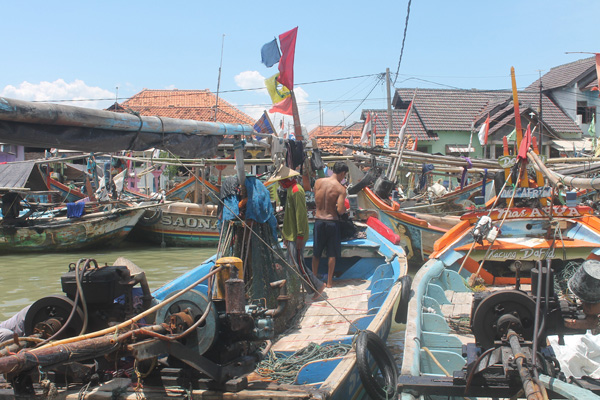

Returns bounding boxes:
[568,259,600,303]
[373,176,395,199]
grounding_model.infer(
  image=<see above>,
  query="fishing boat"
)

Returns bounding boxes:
[0,202,149,253]
[0,96,410,399]
[130,201,220,246]
[399,202,600,399]
[398,69,600,400]
[0,211,409,400]
[357,186,460,261]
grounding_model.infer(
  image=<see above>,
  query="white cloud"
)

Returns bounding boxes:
[1,79,115,109]
[234,70,266,92]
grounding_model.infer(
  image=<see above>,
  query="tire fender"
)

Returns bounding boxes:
[355,330,399,400]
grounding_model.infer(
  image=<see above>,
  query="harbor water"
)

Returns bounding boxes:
[0,244,217,320]
[0,243,408,366]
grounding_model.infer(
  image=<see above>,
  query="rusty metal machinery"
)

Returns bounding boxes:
[3,256,288,396]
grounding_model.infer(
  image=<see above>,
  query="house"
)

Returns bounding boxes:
[108,89,264,189]
[361,57,599,159]
[109,88,255,125]
[0,143,24,162]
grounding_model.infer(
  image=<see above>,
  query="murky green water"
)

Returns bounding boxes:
[0,244,217,319]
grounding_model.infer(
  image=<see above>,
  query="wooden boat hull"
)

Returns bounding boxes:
[46,176,87,203]
[400,205,600,399]
[130,202,220,246]
[148,224,407,399]
[0,207,145,253]
[359,187,458,261]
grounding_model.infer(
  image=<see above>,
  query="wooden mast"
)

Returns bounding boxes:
[511,67,529,189]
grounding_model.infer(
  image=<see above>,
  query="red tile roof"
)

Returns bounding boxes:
[113,89,255,125]
[314,133,415,155]
[309,122,362,137]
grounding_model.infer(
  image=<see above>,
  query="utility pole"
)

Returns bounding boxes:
[319,100,322,128]
[386,68,393,147]
[538,70,543,157]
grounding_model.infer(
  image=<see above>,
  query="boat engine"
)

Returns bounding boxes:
[458,259,600,398]
[23,258,152,340]
[470,260,600,350]
[130,257,287,390]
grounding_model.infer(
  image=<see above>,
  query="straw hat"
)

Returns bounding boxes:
[266,165,300,184]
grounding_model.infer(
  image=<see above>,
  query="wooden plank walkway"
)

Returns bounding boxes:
[272,279,370,352]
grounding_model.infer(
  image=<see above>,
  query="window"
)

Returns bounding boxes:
[0,144,16,154]
[577,101,595,124]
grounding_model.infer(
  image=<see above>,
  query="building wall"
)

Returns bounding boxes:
[0,144,24,162]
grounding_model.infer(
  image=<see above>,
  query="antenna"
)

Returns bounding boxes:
[214,34,225,122]
[115,86,119,105]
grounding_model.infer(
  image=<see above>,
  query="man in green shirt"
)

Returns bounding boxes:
[268,165,325,300]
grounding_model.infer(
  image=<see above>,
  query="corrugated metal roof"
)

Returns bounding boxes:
[551,138,593,152]
[0,161,35,189]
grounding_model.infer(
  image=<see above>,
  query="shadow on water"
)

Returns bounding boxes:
[0,243,217,319]
[387,259,422,367]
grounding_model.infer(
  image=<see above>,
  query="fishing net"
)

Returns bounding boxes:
[554,260,582,295]
[218,220,303,335]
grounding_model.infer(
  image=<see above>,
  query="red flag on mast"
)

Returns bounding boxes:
[269,96,293,116]
[277,27,298,89]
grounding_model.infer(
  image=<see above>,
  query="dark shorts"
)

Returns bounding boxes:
[313,219,341,258]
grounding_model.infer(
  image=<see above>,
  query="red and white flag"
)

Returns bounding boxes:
[397,101,414,142]
[359,112,372,145]
[477,114,490,145]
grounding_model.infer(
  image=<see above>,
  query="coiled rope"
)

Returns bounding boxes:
[256,342,352,383]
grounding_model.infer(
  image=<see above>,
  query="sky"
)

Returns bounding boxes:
[2,0,599,133]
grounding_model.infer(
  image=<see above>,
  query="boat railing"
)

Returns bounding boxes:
[402,259,470,378]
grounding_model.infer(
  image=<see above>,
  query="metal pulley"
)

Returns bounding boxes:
[23,295,84,339]
[156,289,218,355]
[471,290,536,350]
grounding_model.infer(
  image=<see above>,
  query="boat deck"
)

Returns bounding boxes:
[272,279,370,352]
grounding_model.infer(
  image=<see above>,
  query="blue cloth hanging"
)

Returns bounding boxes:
[66,202,85,218]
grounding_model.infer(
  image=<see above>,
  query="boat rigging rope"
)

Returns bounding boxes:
[160,149,366,333]
[457,163,520,277]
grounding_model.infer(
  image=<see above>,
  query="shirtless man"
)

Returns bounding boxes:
[312,162,349,288]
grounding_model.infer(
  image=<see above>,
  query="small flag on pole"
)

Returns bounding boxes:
[359,113,372,145]
[254,111,275,135]
[477,114,490,146]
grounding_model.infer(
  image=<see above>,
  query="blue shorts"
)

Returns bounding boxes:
[313,219,341,258]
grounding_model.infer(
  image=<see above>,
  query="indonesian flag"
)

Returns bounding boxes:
[359,112,372,145]
[397,101,414,142]
[477,114,490,145]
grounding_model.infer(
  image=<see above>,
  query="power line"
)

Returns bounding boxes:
[393,0,412,85]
